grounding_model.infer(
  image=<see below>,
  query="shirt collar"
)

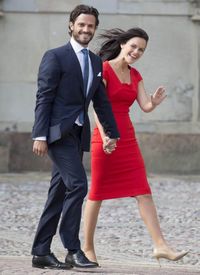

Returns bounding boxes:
[70,36,89,54]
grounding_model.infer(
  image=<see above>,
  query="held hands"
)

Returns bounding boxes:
[103,136,118,154]
[103,138,117,154]
[33,140,48,157]
[151,86,167,107]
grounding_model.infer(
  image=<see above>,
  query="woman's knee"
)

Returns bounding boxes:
[135,194,153,203]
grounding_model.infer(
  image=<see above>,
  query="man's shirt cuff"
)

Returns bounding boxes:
[33,137,47,141]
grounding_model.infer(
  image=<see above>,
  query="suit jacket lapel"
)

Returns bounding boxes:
[65,45,100,99]
[87,52,99,99]
[66,42,84,93]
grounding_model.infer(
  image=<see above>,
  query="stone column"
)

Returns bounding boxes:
[0,0,4,17]
[190,0,200,121]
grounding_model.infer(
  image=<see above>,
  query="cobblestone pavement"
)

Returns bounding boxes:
[0,172,200,274]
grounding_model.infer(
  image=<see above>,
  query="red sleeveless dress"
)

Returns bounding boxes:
[88,61,151,200]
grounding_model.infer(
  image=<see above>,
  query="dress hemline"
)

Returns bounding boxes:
[88,188,152,201]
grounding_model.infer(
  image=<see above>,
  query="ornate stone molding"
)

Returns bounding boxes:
[0,0,193,15]
[0,0,3,17]
[190,0,200,22]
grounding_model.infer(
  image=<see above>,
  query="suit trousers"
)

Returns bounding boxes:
[31,125,87,255]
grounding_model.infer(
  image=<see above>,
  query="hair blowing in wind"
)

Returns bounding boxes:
[97,28,149,61]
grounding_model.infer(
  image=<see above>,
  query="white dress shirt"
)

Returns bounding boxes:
[35,37,93,141]
[70,36,93,95]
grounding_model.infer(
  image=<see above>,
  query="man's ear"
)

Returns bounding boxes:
[69,22,74,32]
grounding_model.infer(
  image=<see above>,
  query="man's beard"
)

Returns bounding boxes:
[72,31,94,46]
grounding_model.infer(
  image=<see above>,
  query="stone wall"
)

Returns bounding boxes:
[0,0,200,173]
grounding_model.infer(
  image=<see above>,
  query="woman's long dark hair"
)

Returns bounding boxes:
[98,28,149,61]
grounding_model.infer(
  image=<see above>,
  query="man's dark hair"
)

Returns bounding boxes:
[68,5,99,36]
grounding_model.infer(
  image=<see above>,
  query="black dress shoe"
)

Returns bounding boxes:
[32,252,72,269]
[65,249,99,268]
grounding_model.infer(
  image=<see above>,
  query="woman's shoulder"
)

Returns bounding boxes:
[130,66,143,81]
[102,61,111,79]
[103,60,109,69]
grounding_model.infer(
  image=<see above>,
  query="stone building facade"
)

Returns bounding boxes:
[0,0,200,173]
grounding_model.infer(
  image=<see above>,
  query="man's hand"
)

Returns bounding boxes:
[103,137,117,154]
[33,140,48,157]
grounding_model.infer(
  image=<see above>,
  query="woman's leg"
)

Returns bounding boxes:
[135,194,166,248]
[83,199,102,262]
[135,194,188,263]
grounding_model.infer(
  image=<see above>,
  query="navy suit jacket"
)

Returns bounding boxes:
[32,42,119,151]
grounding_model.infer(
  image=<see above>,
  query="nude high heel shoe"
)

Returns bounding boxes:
[153,247,188,267]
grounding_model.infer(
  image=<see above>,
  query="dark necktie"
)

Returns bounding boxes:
[81,48,89,96]
[79,49,89,124]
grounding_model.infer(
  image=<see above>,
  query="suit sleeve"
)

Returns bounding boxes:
[32,50,60,138]
[92,62,120,139]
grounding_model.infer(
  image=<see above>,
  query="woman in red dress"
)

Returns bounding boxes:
[83,28,188,265]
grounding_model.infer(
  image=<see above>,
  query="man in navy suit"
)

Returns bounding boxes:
[31,4,119,270]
